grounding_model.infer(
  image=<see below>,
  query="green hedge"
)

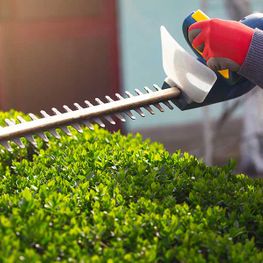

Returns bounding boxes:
[0,111,262,262]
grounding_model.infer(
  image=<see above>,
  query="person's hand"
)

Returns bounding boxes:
[188,19,255,72]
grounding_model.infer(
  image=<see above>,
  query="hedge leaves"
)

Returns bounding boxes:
[0,111,262,262]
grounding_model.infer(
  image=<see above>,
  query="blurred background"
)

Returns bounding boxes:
[0,0,262,176]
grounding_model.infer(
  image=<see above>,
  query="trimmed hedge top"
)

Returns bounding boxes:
[0,111,262,262]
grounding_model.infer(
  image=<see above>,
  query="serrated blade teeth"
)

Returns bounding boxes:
[5,119,15,126]
[152,84,174,109]
[114,113,126,123]
[125,87,155,117]
[63,105,83,132]
[93,118,105,128]
[7,116,45,146]
[153,84,161,91]
[95,98,104,105]
[95,99,117,124]
[163,101,174,110]
[0,82,179,151]
[13,138,25,148]
[135,89,143,95]
[84,101,105,127]
[115,93,124,100]
[82,120,94,130]
[72,123,83,133]
[144,87,153,93]
[84,100,93,107]
[49,129,60,139]
[60,126,72,136]
[125,111,136,120]
[38,133,49,142]
[105,96,114,103]
[125,91,133,98]
[67,105,83,132]
[17,116,26,123]
[134,108,145,117]
[40,110,64,139]
[115,93,134,120]
[29,113,38,120]
[40,110,49,118]
[143,105,155,115]
[134,89,156,113]
[154,103,164,112]
[51,108,72,135]
[0,141,12,152]
[104,116,116,125]
[25,135,37,147]
[63,105,72,112]
[33,120,49,144]
[52,107,61,115]
[73,103,83,110]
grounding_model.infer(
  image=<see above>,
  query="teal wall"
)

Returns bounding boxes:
[118,0,262,130]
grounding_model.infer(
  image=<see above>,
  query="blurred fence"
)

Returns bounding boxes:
[0,0,121,133]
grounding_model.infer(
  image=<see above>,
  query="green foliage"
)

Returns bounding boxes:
[0,111,262,262]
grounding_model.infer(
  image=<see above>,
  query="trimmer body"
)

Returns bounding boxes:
[167,10,263,110]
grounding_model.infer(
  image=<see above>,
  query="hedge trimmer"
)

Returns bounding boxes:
[0,10,262,151]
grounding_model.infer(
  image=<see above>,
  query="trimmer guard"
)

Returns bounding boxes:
[161,26,217,104]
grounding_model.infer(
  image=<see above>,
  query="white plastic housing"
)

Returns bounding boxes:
[161,26,217,103]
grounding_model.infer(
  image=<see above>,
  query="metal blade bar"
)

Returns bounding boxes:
[0,87,181,143]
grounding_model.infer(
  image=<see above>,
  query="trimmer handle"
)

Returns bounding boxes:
[182,10,240,85]
[172,10,263,111]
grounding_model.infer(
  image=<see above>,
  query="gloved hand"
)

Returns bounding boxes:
[188,18,255,72]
